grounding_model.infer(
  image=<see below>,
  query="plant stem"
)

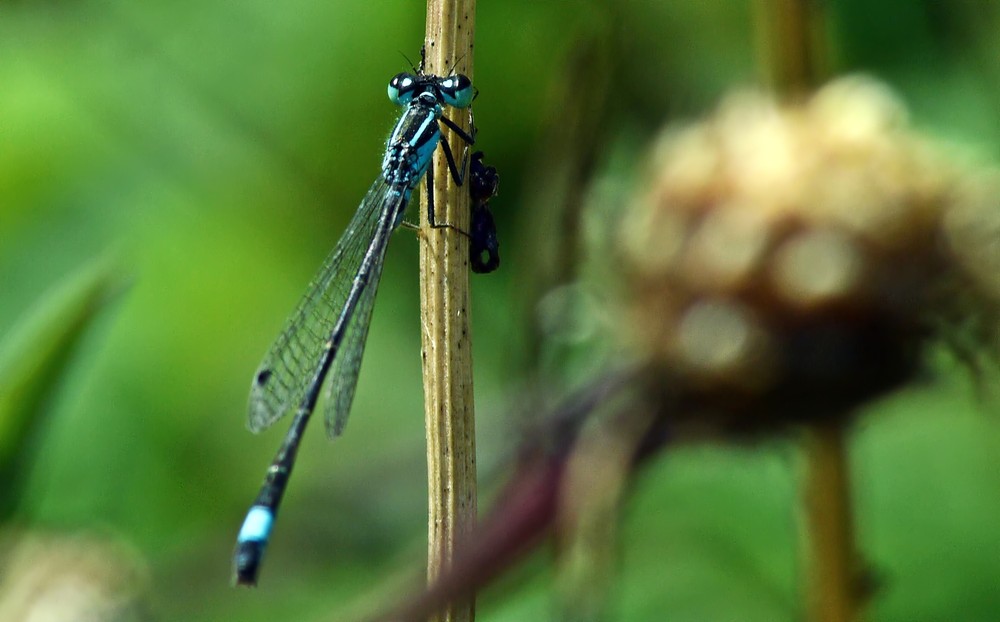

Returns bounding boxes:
[754,2,864,620]
[800,423,863,622]
[419,1,478,621]
[753,0,828,98]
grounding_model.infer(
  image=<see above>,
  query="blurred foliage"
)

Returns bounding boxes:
[1,0,999,621]
[0,258,122,521]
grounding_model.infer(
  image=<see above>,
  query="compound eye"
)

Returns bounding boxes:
[437,74,474,108]
[388,72,419,105]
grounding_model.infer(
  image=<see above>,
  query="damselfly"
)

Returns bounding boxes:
[233,70,478,586]
[468,151,500,274]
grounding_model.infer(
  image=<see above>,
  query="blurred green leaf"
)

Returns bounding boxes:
[0,257,125,520]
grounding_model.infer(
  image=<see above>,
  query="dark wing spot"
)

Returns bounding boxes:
[256,369,273,386]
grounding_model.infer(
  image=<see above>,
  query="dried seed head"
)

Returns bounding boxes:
[770,229,865,308]
[618,75,1000,423]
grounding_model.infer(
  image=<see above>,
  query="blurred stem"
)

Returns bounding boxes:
[754,2,863,619]
[753,0,828,97]
[419,1,478,621]
[800,424,864,622]
[520,32,612,378]
[555,403,654,622]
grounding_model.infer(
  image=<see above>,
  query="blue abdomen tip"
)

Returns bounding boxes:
[237,506,274,543]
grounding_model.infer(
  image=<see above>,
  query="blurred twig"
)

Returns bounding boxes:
[372,369,645,622]
[519,30,614,379]
[554,390,656,622]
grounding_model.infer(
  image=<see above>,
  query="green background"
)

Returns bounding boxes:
[2,1,999,620]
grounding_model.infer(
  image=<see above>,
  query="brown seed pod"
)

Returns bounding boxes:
[617,75,1000,431]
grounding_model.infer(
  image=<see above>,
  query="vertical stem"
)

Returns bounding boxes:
[754,2,862,620]
[800,424,863,622]
[753,0,828,98]
[555,404,654,622]
[420,1,477,621]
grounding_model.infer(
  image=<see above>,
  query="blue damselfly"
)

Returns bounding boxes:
[233,70,478,586]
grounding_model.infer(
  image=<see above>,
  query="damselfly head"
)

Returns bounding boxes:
[388,72,474,109]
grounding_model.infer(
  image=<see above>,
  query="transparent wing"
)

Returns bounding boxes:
[322,198,397,438]
[247,178,399,433]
